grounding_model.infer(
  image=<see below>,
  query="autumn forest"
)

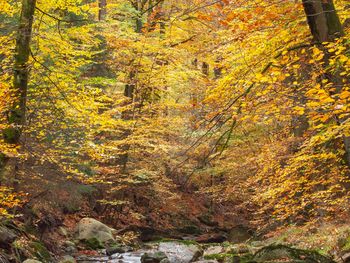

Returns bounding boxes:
[1,0,350,262]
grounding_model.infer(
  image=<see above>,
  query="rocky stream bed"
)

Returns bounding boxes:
[2,218,350,263]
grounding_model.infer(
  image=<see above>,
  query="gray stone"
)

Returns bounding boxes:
[0,226,17,245]
[158,241,202,263]
[58,255,76,263]
[62,240,77,254]
[203,246,224,256]
[106,245,127,256]
[23,260,42,263]
[75,218,116,247]
[226,244,250,254]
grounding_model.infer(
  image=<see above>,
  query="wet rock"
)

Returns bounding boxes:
[158,241,202,263]
[141,251,168,263]
[195,234,226,243]
[106,245,129,256]
[75,218,116,248]
[0,226,17,247]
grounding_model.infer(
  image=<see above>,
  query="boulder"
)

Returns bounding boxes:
[0,226,17,247]
[158,241,202,263]
[23,260,42,263]
[253,244,335,263]
[141,252,168,263]
[227,225,252,243]
[75,218,116,248]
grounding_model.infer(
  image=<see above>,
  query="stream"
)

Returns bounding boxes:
[76,241,205,263]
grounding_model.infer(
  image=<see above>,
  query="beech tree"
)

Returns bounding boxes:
[302,0,350,167]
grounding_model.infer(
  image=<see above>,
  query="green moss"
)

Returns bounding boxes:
[204,253,236,261]
[29,241,52,262]
[342,236,350,251]
[77,185,98,196]
[82,238,104,250]
[3,127,21,144]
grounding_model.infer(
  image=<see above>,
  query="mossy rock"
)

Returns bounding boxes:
[81,238,104,250]
[252,244,335,263]
[204,253,237,262]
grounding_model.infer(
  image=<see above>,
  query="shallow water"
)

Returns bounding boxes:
[76,251,146,263]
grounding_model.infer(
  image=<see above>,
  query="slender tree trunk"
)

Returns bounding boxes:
[4,0,36,144]
[1,0,36,188]
[302,0,350,167]
[98,0,107,21]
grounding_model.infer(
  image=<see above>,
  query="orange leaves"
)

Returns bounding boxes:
[0,187,25,217]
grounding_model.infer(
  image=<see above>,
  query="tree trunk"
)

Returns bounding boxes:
[1,0,36,188]
[302,0,343,43]
[3,0,36,144]
[98,0,107,21]
[302,0,350,167]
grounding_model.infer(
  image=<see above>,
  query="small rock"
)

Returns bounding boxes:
[58,255,76,263]
[106,245,127,256]
[141,252,168,263]
[23,260,42,263]
[63,240,77,254]
[0,226,17,247]
[59,226,69,237]
[227,244,250,254]
[204,246,224,256]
